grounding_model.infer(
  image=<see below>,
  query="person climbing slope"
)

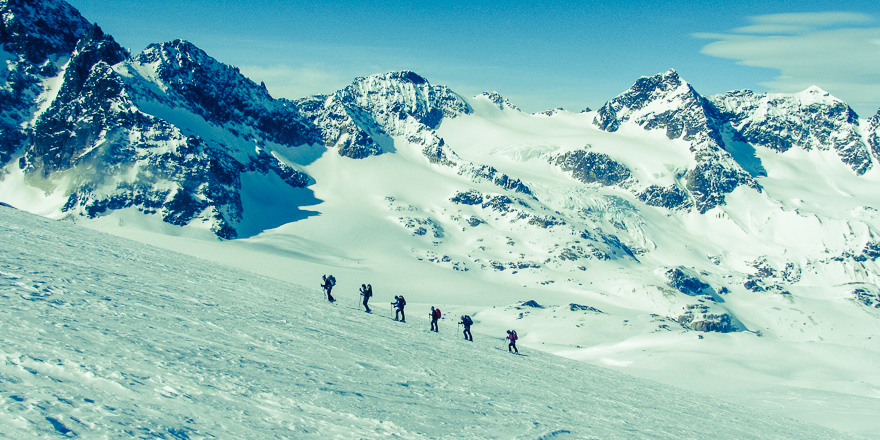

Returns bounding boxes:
[429,306,441,332]
[321,274,336,302]
[506,329,519,354]
[459,315,473,341]
[359,284,372,313]
[392,295,406,322]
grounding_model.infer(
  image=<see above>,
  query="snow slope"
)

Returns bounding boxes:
[0,205,860,439]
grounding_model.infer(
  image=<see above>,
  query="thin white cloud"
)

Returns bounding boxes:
[696,13,880,116]
[734,12,873,34]
[238,64,353,100]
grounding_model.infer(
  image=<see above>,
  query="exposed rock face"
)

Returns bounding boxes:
[476,91,521,111]
[0,0,90,164]
[853,287,880,308]
[554,150,632,186]
[518,300,544,309]
[569,304,604,313]
[637,185,691,210]
[134,40,318,148]
[677,304,737,333]
[665,267,710,296]
[713,88,872,174]
[25,24,128,176]
[594,69,718,143]
[0,0,89,64]
[450,190,484,206]
[466,164,532,195]
[867,111,880,162]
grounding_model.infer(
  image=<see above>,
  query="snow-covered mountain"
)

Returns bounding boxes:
[3,1,880,437]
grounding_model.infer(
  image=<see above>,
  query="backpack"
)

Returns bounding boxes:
[365,287,372,298]
[398,296,406,307]
[328,275,336,287]
[434,308,441,319]
[463,315,472,326]
[510,330,517,341]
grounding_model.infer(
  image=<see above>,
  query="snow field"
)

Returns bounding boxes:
[0,206,860,439]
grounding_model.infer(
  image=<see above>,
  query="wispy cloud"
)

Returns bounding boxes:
[695,12,880,116]
[733,12,873,34]
[238,64,354,100]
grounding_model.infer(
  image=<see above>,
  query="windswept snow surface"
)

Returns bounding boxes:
[0,206,860,439]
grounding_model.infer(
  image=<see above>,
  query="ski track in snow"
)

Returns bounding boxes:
[0,207,862,439]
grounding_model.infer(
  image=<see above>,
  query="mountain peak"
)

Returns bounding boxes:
[475,91,521,112]
[339,70,471,130]
[137,39,213,68]
[802,85,828,95]
[594,70,756,213]
[633,68,688,97]
[593,69,701,133]
[135,38,276,106]
[387,70,429,85]
[794,85,845,108]
[659,67,680,80]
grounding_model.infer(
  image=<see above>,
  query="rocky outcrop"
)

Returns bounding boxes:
[665,267,710,296]
[713,88,872,174]
[553,149,632,187]
[853,287,880,308]
[569,304,604,313]
[0,0,91,164]
[677,304,738,333]
[476,91,520,111]
[0,0,89,64]
[25,25,128,176]
[867,111,880,162]
[637,185,691,210]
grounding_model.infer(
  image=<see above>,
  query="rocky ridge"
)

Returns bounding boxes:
[0,0,90,164]
[712,88,872,174]
[593,69,758,213]
[5,3,315,239]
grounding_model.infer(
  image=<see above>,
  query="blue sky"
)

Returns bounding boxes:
[67,0,880,116]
